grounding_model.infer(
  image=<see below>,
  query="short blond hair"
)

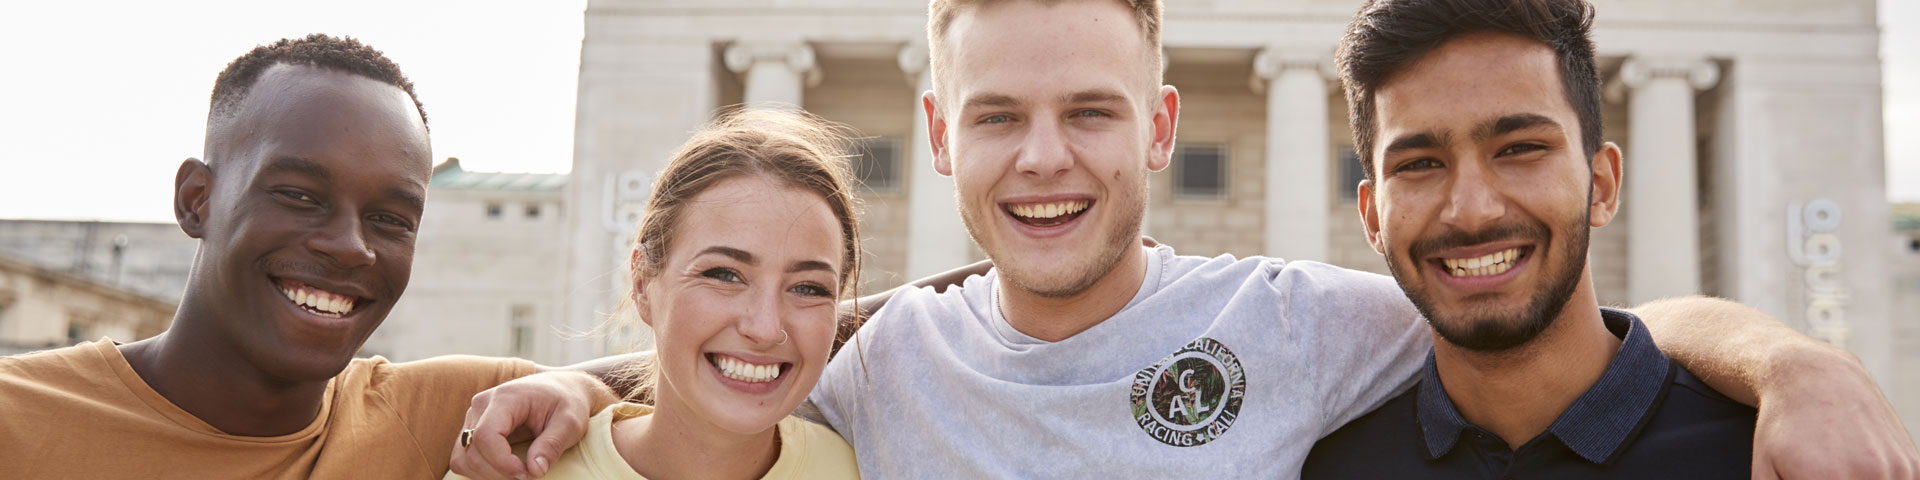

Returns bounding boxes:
[926,0,1165,108]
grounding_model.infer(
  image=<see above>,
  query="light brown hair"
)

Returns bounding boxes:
[618,108,863,402]
[926,0,1165,108]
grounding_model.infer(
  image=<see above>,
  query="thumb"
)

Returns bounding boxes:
[522,413,588,478]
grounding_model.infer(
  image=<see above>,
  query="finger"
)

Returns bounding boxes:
[472,397,535,477]
[1751,453,1779,480]
[522,412,589,478]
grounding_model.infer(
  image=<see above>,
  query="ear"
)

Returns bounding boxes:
[174,158,213,239]
[925,91,954,177]
[630,248,656,327]
[1587,142,1624,228]
[1359,178,1386,255]
[1146,85,1181,172]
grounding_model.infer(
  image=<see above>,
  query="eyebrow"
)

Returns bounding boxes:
[1383,131,1449,155]
[261,156,331,180]
[1063,89,1128,105]
[962,93,1020,110]
[698,246,839,275]
[388,187,426,212]
[1473,113,1563,143]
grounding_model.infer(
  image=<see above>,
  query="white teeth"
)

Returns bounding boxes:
[714,354,782,383]
[1009,200,1088,219]
[1440,248,1522,278]
[279,284,353,316]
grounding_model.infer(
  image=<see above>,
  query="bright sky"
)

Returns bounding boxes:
[0,0,587,223]
[0,0,1914,225]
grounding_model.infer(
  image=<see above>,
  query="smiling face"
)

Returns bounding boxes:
[636,175,845,435]
[180,63,431,380]
[928,0,1178,298]
[1359,32,1620,351]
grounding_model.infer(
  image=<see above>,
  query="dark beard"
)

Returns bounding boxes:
[1385,213,1590,352]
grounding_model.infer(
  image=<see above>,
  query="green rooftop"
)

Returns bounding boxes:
[429,158,567,192]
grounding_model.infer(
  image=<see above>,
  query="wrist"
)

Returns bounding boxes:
[1756,341,1863,404]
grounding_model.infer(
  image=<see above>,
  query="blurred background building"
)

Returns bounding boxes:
[0,0,1913,438]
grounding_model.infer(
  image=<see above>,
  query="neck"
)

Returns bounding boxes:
[997,243,1151,342]
[1431,270,1618,450]
[615,398,780,480]
[118,303,330,437]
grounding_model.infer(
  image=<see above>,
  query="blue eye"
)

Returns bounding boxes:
[979,114,1013,125]
[790,283,833,298]
[1071,109,1110,118]
[701,268,742,283]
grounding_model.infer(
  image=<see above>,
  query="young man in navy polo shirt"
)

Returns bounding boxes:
[1302,0,1913,477]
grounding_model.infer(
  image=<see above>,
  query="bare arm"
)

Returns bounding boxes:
[1631,296,1918,479]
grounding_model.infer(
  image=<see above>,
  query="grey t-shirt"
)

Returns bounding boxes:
[808,245,1431,478]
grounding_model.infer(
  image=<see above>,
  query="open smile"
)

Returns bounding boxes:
[271,277,372,324]
[705,352,792,394]
[1427,245,1534,290]
[1001,198,1093,230]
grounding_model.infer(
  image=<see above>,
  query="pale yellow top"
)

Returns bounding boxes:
[453,402,858,480]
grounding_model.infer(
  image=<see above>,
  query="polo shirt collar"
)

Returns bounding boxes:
[1416,308,1672,464]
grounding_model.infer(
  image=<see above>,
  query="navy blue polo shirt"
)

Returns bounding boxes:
[1301,308,1755,479]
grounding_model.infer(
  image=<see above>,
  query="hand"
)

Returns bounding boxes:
[448,371,611,480]
[1751,347,1920,479]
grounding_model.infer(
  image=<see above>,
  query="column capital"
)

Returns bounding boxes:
[1619,55,1719,91]
[724,41,820,85]
[1252,47,1335,81]
[898,41,930,86]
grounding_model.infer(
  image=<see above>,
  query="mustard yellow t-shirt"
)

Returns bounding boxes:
[0,338,534,479]
[483,402,859,480]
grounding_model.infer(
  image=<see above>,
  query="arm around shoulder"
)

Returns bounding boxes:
[1631,295,1920,478]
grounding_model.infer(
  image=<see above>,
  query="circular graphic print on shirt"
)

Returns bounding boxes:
[1130,337,1246,447]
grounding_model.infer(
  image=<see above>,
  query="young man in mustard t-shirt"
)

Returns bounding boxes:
[0,35,613,479]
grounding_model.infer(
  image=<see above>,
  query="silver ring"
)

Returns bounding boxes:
[777,329,789,346]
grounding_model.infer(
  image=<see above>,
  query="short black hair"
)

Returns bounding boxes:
[1337,0,1601,182]
[208,33,427,129]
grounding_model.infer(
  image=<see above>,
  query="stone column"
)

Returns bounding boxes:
[900,42,972,278]
[1620,56,1719,304]
[724,41,818,108]
[1253,48,1334,262]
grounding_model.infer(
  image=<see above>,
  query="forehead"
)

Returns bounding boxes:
[218,63,431,182]
[941,0,1153,106]
[673,176,846,267]
[1374,32,1573,137]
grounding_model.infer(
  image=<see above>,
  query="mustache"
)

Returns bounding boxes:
[1406,221,1550,261]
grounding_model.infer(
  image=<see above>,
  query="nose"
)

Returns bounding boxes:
[308,211,376,269]
[1440,159,1508,233]
[1013,116,1073,179]
[736,285,786,348]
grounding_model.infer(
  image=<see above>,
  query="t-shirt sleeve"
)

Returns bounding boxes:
[369,355,537,464]
[1279,261,1431,437]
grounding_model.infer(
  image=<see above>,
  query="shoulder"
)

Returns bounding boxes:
[1658,365,1758,423]
[1303,385,1424,477]
[0,340,108,378]
[356,354,534,391]
[777,415,859,478]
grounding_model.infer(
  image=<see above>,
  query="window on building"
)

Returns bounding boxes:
[854,137,902,193]
[1173,144,1228,199]
[510,304,534,357]
[1338,147,1366,202]
[525,204,541,220]
[486,203,503,219]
